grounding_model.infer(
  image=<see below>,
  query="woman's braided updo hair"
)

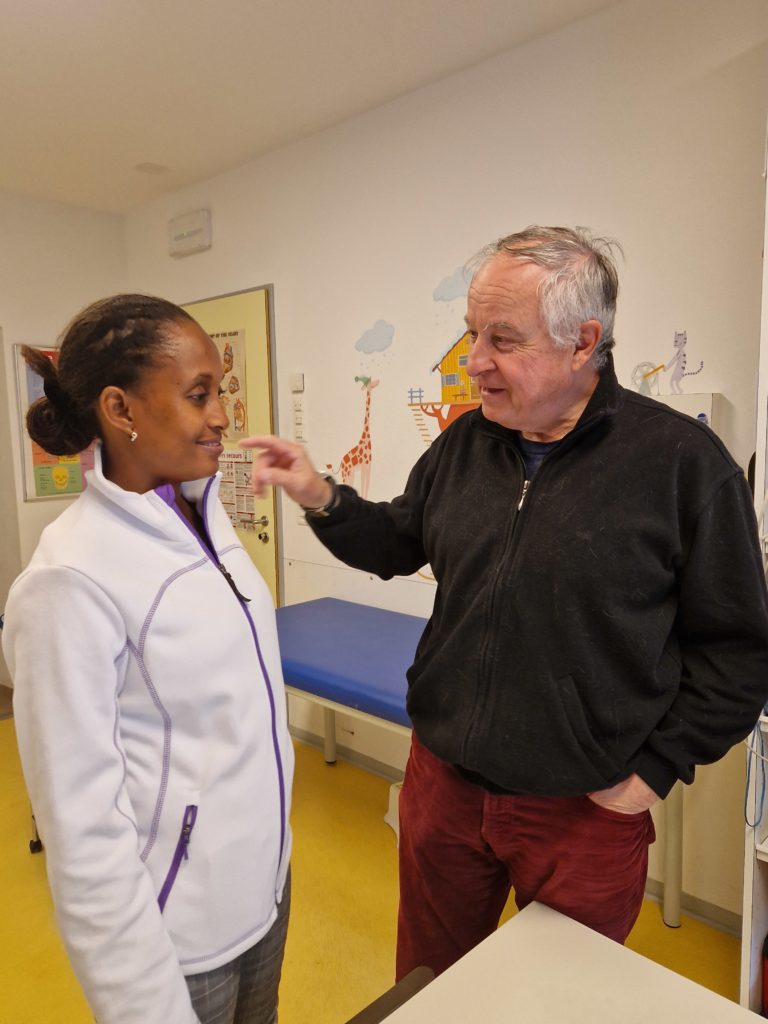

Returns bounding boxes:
[23,294,195,456]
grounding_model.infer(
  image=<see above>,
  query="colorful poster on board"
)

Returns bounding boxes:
[210,329,248,436]
[15,345,95,501]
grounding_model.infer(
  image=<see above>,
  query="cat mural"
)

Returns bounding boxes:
[665,330,703,394]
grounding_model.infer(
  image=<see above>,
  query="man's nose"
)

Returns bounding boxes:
[466,336,493,375]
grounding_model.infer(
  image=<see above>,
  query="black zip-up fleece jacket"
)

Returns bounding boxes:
[310,359,768,798]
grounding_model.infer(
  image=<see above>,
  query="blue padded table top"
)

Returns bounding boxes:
[275,597,427,728]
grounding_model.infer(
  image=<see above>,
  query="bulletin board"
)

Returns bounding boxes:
[13,344,95,501]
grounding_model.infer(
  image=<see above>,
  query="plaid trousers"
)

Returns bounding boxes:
[186,871,291,1024]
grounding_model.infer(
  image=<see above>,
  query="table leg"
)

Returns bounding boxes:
[323,707,337,764]
[663,781,683,928]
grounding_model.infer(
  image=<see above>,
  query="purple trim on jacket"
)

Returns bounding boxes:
[134,560,206,863]
[157,804,198,912]
[199,481,287,864]
[152,480,288,869]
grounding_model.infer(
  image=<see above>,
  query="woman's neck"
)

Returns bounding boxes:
[175,491,202,533]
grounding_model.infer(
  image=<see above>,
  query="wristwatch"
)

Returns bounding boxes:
[301,474,339,518]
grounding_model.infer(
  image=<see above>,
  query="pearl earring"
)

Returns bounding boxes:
[129,430,138,443]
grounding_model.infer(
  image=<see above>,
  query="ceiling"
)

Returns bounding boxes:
[0,0,619,213]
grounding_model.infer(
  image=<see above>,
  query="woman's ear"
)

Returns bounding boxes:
[97,386,135,439]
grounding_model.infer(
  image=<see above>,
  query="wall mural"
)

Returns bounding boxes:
[322,320,394,500]
[326,375,380,498]
[408,328,480,445]
[407,264,478,447]
[630,330,704,397]
[327,274,708,521]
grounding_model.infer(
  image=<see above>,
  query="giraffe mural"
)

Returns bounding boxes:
[328,376,379,498]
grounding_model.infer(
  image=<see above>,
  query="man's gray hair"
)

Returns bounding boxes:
[474,226,622,369]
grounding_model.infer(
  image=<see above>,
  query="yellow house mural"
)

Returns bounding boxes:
[408,330,481,444]
[431,330,480,404]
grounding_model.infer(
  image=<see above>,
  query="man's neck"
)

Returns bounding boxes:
[522,370,600,442]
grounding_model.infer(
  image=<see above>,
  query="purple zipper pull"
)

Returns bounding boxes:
[181,805,197,860]
[158,804,198,912]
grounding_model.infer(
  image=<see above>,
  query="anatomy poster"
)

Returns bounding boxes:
[210,329,248,436]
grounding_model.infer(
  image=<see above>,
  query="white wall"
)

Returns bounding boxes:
[0,192,124,685]
[0,190,125,565]
[0,324,21,687]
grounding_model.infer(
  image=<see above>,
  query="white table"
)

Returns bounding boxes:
[382,903,761,1023]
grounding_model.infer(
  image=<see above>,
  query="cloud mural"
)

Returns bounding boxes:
[355,319,395,354]
[433,266,470,303]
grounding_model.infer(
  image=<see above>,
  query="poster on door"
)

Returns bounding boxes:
[210,329,248,436]
[218,449,258,528]
[14,345,95,501]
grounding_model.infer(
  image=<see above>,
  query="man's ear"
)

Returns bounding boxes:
[573,320,602,369]
[97,386,135,437]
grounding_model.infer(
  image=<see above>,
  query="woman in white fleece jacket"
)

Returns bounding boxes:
[2,295,294,1024]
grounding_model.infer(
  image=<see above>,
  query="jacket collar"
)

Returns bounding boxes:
[86,441,220,530]
[471,353,623,446]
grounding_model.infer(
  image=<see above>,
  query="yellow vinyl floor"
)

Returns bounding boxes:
[0,718,743,1023]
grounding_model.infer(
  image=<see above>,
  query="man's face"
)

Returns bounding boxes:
[465,256,594,441]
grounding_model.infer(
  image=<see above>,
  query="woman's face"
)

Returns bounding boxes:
[116,320,229,492]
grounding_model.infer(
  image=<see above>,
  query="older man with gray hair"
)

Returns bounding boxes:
[247,226,768,978]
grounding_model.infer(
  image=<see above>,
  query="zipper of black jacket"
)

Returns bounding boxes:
[459,452,530,766]
[517,479,530,511]
[460,423,584,769]
[458,396,611,769]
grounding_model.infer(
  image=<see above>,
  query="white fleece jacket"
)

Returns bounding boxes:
[3,448,293,1024]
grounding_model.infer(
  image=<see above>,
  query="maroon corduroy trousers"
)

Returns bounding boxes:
[396,733,656,979]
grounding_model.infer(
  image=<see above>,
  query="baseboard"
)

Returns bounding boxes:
[643,877,741,937]
[289,725,404,783]
[0,685,13,721]
[290,724,742,937]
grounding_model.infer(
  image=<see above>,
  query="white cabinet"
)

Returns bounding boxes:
[654,392,724,433]
[742,717,768,1011]
[739,193,768,1013]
